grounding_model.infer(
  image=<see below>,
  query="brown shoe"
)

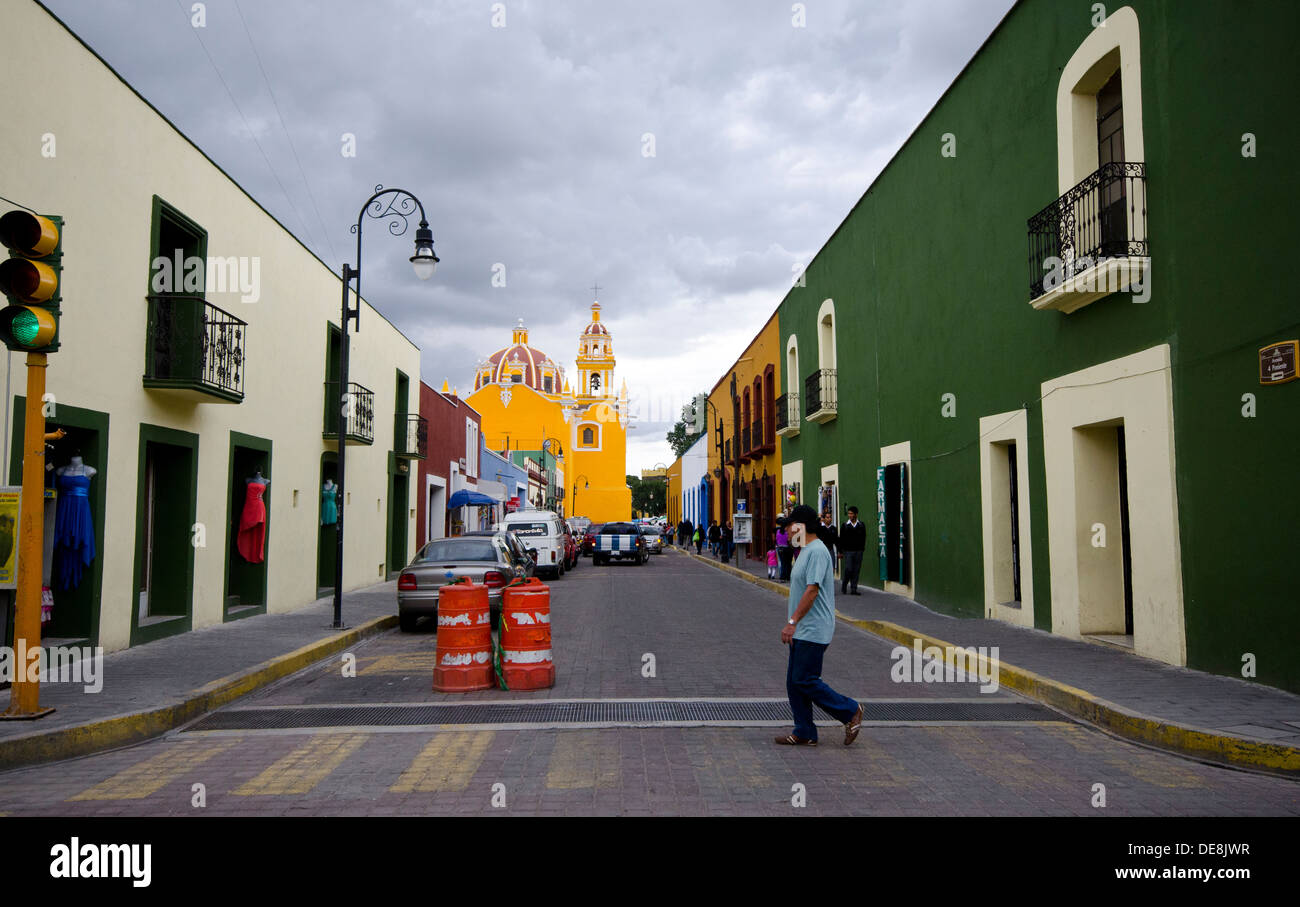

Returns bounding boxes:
[774,733,817,746]
[844,703,864,745]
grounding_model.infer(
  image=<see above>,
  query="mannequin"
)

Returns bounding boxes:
[321,478,339,526]
[237,466,269,564]
[54,451,97,590]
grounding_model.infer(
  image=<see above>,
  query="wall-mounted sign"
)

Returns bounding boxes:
[1259,340,1297,385]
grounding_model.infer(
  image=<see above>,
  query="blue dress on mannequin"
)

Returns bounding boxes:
[55,472,96,589]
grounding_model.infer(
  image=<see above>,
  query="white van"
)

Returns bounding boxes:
[499,510,568,579]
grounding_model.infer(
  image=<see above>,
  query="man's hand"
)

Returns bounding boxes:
[781,622,795,645]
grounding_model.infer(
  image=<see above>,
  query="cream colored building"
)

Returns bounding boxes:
[0,0,422,652]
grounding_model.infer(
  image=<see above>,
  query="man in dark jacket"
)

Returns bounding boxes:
[678,518,694,549]
[838,506,866,595]
[707,521,721,556]
[820,512,839,576]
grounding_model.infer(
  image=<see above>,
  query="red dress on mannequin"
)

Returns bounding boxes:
[237,482,267,563]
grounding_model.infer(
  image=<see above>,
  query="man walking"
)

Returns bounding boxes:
[776,505,863,747]
[707,520,721,556]
[839,506,866,595]
[820,511,839,576]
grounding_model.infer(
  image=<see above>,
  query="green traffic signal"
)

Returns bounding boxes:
[0,211,62,352]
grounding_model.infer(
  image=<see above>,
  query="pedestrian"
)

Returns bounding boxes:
[766,543,778,579]
[839,506,866,595]
[776,504,863,747]
[775,519,792,582]
[720,522,733,561]
[693,525,703,554]
[821,512,839,577]
[708,520,721,556]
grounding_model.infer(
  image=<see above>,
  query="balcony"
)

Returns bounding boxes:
[775,392,799,438]
[740,424,752,461]
[323,381,374,444]
[1027,161,1149,313]
[142,295,246,403]
[394,413,428,460]
[724,438,734,466]
[804,369,837,424]
[751,417,772,455]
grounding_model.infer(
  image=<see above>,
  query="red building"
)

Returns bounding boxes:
[416,381,487,547]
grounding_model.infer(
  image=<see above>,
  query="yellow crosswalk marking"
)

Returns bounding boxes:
[688,729,772,790]
[390,731,495,792]
[359,654,438,676]
[232,734,367,796]
[68,740,237,801]
[546,730,620,790]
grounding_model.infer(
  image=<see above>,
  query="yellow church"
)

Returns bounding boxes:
[466,301,632,523]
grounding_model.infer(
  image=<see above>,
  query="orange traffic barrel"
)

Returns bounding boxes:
[433,577,494,692]
[500,577,555,690]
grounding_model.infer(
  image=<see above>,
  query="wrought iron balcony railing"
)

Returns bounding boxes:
[323,381,375,444]
[751,417,767,453]
[394,412,428,459]
[804,369,837,422]
[1027,161,1148,300]
[143,294,246,402]
[741,424,751,458]
[775,392,799,435]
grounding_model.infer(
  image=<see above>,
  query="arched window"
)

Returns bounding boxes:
[590,373,601,392]
[582,427,594,445]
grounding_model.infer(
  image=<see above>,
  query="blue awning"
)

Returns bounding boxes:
[447,489,498,508]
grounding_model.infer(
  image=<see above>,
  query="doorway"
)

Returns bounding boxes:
[225,433,271,620]
[317,452,339,597]
[387,456,410,579]
[1073,421,1133,647]
[131,425,198,646]
[7,400,109,648]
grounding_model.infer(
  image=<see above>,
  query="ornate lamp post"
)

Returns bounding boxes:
[333,185,439,629]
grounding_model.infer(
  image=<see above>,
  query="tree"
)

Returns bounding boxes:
[627,474,664,516]
[667,399,704,457]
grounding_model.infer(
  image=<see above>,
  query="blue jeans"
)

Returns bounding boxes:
[786,639,859,741]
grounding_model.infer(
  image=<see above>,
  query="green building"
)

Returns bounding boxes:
[775,1,1299,691]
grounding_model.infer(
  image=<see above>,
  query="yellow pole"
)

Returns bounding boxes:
[3,353,56,719]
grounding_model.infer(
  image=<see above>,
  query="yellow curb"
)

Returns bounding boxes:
[678,548,1300,777]
[0,615,397,771]
[842,617,1300,779]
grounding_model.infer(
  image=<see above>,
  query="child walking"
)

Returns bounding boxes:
[767,545,778,579]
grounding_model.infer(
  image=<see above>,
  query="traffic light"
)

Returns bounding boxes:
[0,211,62,352]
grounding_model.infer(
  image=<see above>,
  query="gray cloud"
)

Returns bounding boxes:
[45,0,1015,469]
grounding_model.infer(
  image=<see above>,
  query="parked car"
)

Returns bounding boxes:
[581,522,603,556]
[568,516,592,536]
[561,520,580,570]
[397,531,534,632]
[500,509,569,579]
[593,521,647,565]
[639,523,664,555]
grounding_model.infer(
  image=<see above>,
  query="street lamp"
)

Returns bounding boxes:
[333,185,438,630]
[572,474,589,517]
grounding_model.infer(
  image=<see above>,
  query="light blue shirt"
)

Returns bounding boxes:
[788,538,836,644]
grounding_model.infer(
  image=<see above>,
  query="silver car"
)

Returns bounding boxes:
[397,532,535,632]
[639,524,664,555]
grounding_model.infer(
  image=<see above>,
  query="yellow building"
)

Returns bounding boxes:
[466,302,631,523]
[706,310,782,563]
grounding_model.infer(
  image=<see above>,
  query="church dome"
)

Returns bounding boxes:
[474,319,565,394]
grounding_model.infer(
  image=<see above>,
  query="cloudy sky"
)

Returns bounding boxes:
[45,0,1014,473]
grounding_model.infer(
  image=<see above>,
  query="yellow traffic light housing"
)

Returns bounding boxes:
[0,211,62,352]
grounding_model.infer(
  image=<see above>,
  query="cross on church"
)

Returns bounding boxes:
[591,282,602,298]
